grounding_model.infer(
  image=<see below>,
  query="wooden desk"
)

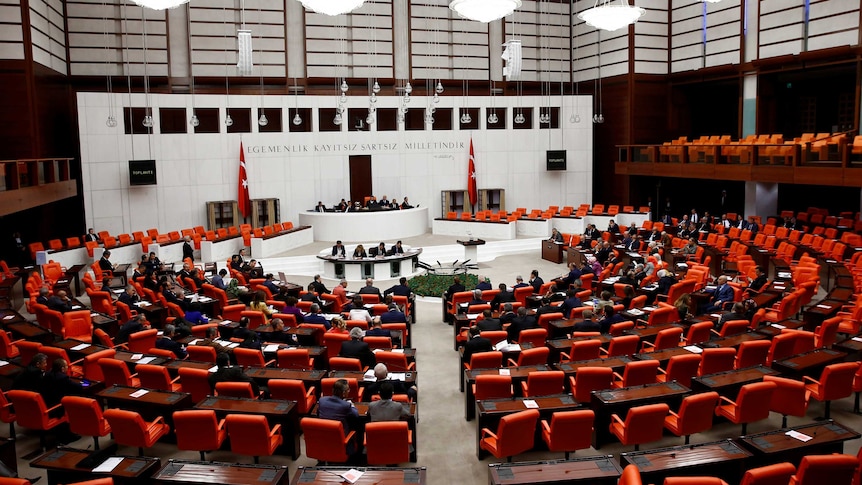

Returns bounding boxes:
[542,241,564,264]
[97,385,192,426]
[690,365,778,398]
[6,320,53,344]
[488,455,621,485]
[833,336,862,356]
[590,381,690,449]
[52,339,109,360]
[738,420,861,467]
[754,319,806,338]
[701,331,767,349]
[633,346,698,364]
[152,459,288,485]
[543,336,611,363]
[91,312,120,338]
[567,247,588,266]
[132,302,167,327]
[464,365,549,421]
[195,396,300,459]
[772,348,847,377]
[112,351,169,371]
[0,361,24,391]
[476,394,581,459]
[292,467,426,485]
[802,299,844,331]
[30,446,160,485]
[554,356,632,383]
[620,439,752,485]
[245,367,327,393]
[624,322,685,343]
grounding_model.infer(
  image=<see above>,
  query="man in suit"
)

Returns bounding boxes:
[367,382,410,422]
[156,324,187,359]
[400,197,413,209]
[40,358,84,407]
[549,228,564,243]
[746,266,768,294]
[304,304,330,329]
[554,262,582,292]
[208,352,260,395]
[117,285,140,306]
[308,274,329,295]
[116,314,150,344]
[315,201,327,212]
[475,276,492,291]
[369,242,388,257]
[529,270,544,293]
[210,269,227,290]
[513,276,529,289]
[390,240,405,254]
[384,277,412,298]
[46,290,73,313]
[499,303,517,326]
[340,327,375,369]
[717,302,747,331]
[98,251,114,272]
[13,353,48,392]
[607,220,620,235]
[318,378,360,444]
[702,275,734,313]
[572,309,601,333]
[599,306,627,334]
[84,228,101,243]
[35,287,50,305]
[363,363,418,402]
[331,240,346,257]
[444,276,465,301]
[467,289,485,307]
[490,283,514,310]
[462,326,493,363]
[558,289,583,320]
[365,318,390,337]
[476,310,502,331]
[506,307,538,343]
[379,303,406,323]
[358,278,382,300]
[182,236,194,261]
[595,241,613,265]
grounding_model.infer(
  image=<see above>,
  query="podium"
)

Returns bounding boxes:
[542,240,564,264]
[457,239,486,264]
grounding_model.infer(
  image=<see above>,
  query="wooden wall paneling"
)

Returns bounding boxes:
[0,64,35,160]
[410,0,490,81]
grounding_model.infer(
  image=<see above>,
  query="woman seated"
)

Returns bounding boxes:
[353,244,368,258]
[327,317,348,334]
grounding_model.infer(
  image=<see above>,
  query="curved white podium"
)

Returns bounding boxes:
[299,207,429,242]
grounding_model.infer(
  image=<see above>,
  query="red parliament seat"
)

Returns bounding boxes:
[789,454,859,485]
[364,421,412,465]
[520,371,565,397]
[609,403,669,451]
[657,354,701,388]
[103,408,169,456]
[268,379,316,414]
[762,375,810,428]
[803,361,857,419]
[225,414,282,464]
[173,410,226,461]
[663,392,719,444]
[739,462,796,485]
[570,367,614,403]
[479,409,540,462]
[61,396,111,450]
[540,409,594,459]
[715,381,776,435]
[613,360,659,388]
[301,417,355,464]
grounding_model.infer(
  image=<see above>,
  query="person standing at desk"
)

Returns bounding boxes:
[182,236,194,262]
[549,228,563,243]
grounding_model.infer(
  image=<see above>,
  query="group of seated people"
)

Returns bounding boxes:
[331,240,407,258]
[314,195,414,212]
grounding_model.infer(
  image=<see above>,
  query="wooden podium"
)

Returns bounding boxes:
[542,240,564,263]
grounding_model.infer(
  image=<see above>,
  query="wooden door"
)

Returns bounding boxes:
[349,155,372,204]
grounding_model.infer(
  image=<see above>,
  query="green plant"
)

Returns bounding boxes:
[408,273,478,297]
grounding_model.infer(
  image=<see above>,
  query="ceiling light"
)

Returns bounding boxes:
[449,0,522,23]
[578,0,645,32]
[130,0,189,10]
[297,0,365,16]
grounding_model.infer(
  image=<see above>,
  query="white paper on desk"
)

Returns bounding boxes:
[1,316,12,321]
[0,361,8,367]
[187,339,200,346]
[499,368,511,376]
[92,456,124,473]
[264,344,280,352]
[705,285,717,291]
[129,389,149,398]
[363,369,377,382]
[628,309,644,316]
[642,306,657,312]
[137,357,156,364]
[466,313,479,320]
[71,343,90,351]
[523,399,539,409]
[131,353,143,360]
[219,320,232,325]
[227,342,240,349]
[494,340,508,351]
[389,372,407,381]
[71,305,82,310]
[340,469,364,484]
[816,304,831,310]
[506,344,522,353]
[852,337,862,343]
[684,346,703,354]
[137,301,151,307]
[112,289,124,294]
[391,348,404,354]
[778,272,792,279]
[90,313,100,317]
[710,314,722,319]
[785,430,813,442]
[771,324,786,329]
[208,365,219,373]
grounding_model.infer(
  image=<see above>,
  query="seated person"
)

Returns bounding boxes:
[718,302,747,330]
[467,289,485,307]
[558,289,583,320]
[656,269,677,295]
[384,277,412,298]
[444,276,466,301]
[362,363,418,402]
[327,317,349,334]
[476,310,502,331]
[248,290,273,321]
[156,324,188,359]
[358,278,383,300]
[700,276,733,313]
[572,309,600,333]
[13,353,48,392]
[232,316,254,341]
[506,307,537,343]
[499,303,517,326]
[475,276,492,291]
[304,304,330,329]
[549,228,563,243]
[348,295,372,323]
[116,314,150,344]
[340,327,375,369]
[318,378,360,443]
[390,241,405,254]
[208,352,260,395]
[332,240,346,257]
[513,276,529,289]
[40,358,84,407]
[188,268,206,288]
[369,242,388,257]
[210,269,228,290]
[379,303,407,323]
[365,317,391,337]
[400,197,413,209]
[183,301,209,324]
[368,382,411,422]
[279,296,304,324]
[301,284,323,305]
[598,306,627,333]
[490,283,514,310]
[529,270,544,293]
[47,290,73,313]
[352,244,368,258]
[263,274,280,294]
[745,266,768,294]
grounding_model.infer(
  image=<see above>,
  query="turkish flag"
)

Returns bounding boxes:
[468,138,477,207]
[238,142,250,218]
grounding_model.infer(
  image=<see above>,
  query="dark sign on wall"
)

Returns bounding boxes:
[547,150,567,171]
[129,160,157,186]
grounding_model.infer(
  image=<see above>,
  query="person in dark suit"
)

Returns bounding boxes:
[462,326,492,363]
[331,241,346,257]
[318,378,360,442]
[35,287,50,305]
[40,358,84,407]
[98,251,114,272]
[340,328,375,368]
[598,306,627,334]
[117,285,140,306]
[746,266,768,294]
[490,283,514,310]
[701,275,735,313]
[358,278,382,300]
[529,270,544,294]
[13,353,48,392]
[156,324,187,359]
[384,277,412,298]
[717,302,747,331]
[444,276,465,301]
[231,316,253,341]
[379,304,406,323]
[607,220,620,234]
[656,269,677,296]
[182,236,194,261]
[558,289,583,320]
[467,289,485,307]
[369,242,388,257]
[476,310,502,331]
[555,262,582,292]
[390,241,405,254]
[310,274,329,295]
[572,310,601,333]
[400,197,413,209]
[367,382,410,422]
[506,307,538,343]
[336,199,349,211]
[513,276,529,289]
[365,318,391,337]
[116,314,149,344]
[46,290,73,313]
[549,228,564,243]
[208,352,260,395]
[262,274,280,294]
[303,304,330,329]
[84,228,101,242]
[499,303,517,326]
[315,201,327,212]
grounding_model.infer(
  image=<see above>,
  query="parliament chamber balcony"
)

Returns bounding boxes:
[0,158,77,216]
[615,132,862,187]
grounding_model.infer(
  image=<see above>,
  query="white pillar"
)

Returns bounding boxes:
[744,182,778,219]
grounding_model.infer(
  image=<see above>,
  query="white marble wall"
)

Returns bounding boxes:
[77,92,593,237]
